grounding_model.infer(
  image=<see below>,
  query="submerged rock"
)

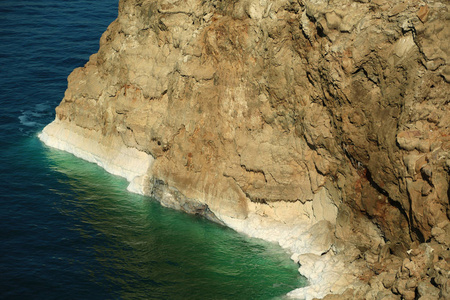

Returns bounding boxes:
[40,0,450,298]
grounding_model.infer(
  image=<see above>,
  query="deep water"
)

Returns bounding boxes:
[0,0,306,299]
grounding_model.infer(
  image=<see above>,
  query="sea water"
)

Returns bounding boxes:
[0,1,306,299]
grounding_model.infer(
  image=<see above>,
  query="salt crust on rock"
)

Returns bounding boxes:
[40,119,349,299]
[39,118,356,299]
[219,198,368,300]
[39,119,154,194]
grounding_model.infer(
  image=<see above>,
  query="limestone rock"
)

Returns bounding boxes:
[40,0,450,298]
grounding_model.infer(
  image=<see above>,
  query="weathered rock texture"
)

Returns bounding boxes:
[40,0,450,298]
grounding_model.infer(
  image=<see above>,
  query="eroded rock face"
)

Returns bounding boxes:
[42,0,450,298]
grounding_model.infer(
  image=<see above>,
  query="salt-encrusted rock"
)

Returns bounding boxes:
[40,0,450,298]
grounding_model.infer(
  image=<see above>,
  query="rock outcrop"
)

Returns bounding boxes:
[40,0,450,298]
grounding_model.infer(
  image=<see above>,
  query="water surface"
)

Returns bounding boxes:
[0,1,306,298]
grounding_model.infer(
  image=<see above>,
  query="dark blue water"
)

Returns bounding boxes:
[0,1,305,299]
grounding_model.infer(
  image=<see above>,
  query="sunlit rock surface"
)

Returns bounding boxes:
[41,0,450,298]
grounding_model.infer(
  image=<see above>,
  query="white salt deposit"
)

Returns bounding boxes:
[39,119,356,299]
[218,200,357,300]
[39,119,154,194]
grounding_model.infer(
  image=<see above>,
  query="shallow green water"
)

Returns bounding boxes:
[41,145,306,299]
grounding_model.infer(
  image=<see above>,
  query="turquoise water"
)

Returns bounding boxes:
[0,1,306,299]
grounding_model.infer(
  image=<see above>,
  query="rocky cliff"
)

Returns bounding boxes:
[40,0,450,298]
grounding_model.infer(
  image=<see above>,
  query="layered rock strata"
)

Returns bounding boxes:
[40,0,450,299]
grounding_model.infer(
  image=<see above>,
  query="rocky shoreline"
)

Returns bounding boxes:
[40,119,350,299]
[40,0,449,298]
